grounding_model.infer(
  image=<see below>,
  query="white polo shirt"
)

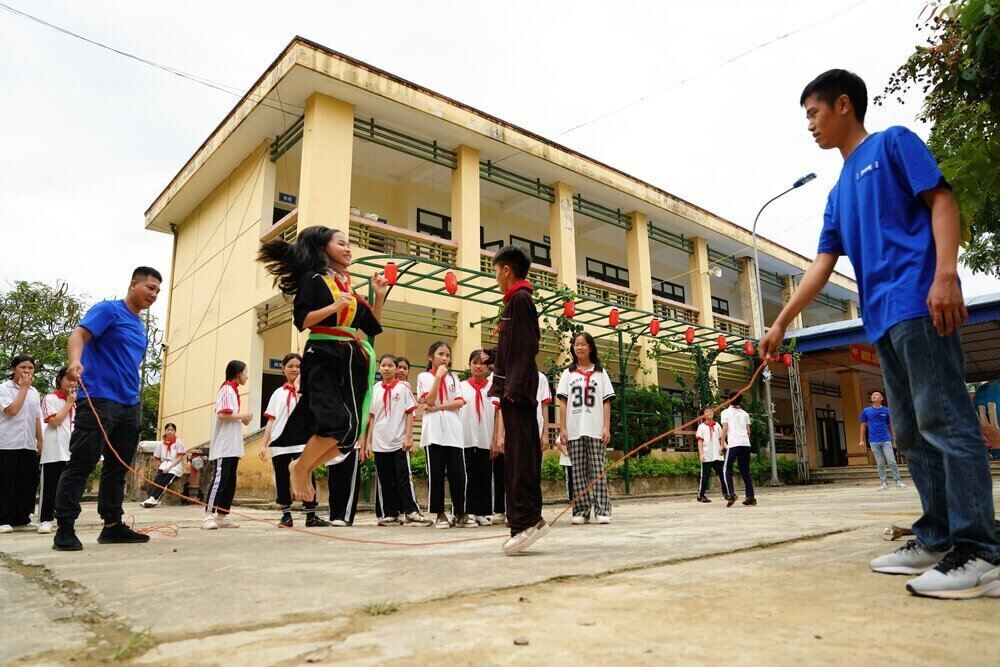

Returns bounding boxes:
[0,379,41,451]
[417,371,465,448]
[556,367,615,441]
[696,421,724,462]
[209,382,244,460]
[720,406,752,448]
[40,391,73,464]
[459,376,497,450]
[264,384,304,456]
[369,380,417,453]
[153,438,187,476]
[536,372,552,439]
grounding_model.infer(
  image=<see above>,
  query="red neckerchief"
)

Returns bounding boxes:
[703,420,718,435]
[223,380,241,409]
[163,435,176,456]
[52,390,75,424]
[573,365,596,403]
[380,379,398,418]
[432,370,450,404]
[467,377,488,421]
[282,383,298,411]
[55,390,68,400]
[502,280,533,303]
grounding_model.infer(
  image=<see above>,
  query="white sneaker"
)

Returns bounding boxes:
[596,515,611,524]
[877,482,889,491]
[37,521,53,534]
[434,515,451,529]
[475,515,493,526]
[571,515,588,525]
[895,480,906,489]
[141,496,159,508]
[492,513,506,524]
[201,515,219,530]
[502,519,550,555]
[331,519,349,527]
[870,540,947,574]
[377,516,398,526]
[906,551,1000,599]
[404,512,432,525]
[0,524,12,534]
[216,515,240,529]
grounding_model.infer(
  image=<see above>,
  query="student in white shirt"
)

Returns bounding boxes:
[556,333,615,525]
[259,353,329,528]
[395,357,413,389]
[364,355,430,526]
[0,355,43,534]
[459,350,498,526]
[140,423,186,509]
[38,366,75,533]
[696,407,730,503]
[721,390,757,507]
[417,341,470,529]
[203,360,253,530]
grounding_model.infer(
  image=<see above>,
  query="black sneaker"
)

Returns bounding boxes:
[697,496,711,503]
[53,524,83,551]
[97,522,151,544]
[279,513,294,528]
[305,515,330,528]
[742,498,757,506]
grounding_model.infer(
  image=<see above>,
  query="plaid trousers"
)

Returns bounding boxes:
[568,436,611,517]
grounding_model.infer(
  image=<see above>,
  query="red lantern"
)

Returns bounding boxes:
[781,353,793,367]
[444,271,458,295]
[743,341,755,357]
[684,327,695,344]
[717,335,727,351]
[609,308,620,327]
[563,300,576,318]
[650,318,660,336]
[384,262,398,286]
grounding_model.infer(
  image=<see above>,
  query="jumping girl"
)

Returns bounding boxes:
[258,226,388,503]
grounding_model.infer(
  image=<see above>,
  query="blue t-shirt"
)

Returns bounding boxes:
[860,406,892,443]
[817,126,946,343]
[78,300,148,406]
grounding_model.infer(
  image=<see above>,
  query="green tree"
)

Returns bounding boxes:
[0,281,88,392]
[139,311,164,440]
[877,0,1000,277]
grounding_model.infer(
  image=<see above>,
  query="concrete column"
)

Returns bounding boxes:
[452,145,483,364]
[838,370,865,466]
[549,182,577,292]
[781,274,805,330]
[298,93,354,231]
[738,256,764,338]
[248,154,278,424]
[626,212,658,384]
[801,373,819,468]
[845,299,860,320]
[688,237,714,329]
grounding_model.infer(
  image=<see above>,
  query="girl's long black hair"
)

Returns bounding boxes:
[225,360,247,381]
[568,332,602,372]
[426,341,452,370]
[257,226,338,295]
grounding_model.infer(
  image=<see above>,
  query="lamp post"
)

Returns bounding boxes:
[752,172,816,486]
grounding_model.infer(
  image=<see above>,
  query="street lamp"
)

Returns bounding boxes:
[752,172,816,486]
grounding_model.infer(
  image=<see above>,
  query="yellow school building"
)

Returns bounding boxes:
[145,37,863,481]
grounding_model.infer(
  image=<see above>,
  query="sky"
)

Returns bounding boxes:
[1,0,997,323]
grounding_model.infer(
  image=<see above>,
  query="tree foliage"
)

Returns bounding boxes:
[876,0,1000,277]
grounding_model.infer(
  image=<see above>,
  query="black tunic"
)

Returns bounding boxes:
[271,272,382,452]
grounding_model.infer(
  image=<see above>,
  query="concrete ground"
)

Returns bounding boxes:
[1,483,997,665]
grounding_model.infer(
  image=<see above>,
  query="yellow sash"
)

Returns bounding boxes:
[321,274,358,327]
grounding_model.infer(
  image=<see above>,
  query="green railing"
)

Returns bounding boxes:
[349,217,458,266]
[479,160,554,202]
[714,313,752,338]
[577,276,636,308]
[480,250,558,291]
[573,194,632,230]
[652,295,699,325]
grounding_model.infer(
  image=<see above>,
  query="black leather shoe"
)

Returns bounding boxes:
[305,515,330,528]
[53,524,83,551]
[279,514,294,527]
[97,522,150,544]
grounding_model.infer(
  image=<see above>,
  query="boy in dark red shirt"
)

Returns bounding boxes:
[488,245,549,555]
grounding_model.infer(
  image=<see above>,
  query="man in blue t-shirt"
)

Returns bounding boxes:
[53,267,161,551]
[859,390,903,490]
[759,70,998,599]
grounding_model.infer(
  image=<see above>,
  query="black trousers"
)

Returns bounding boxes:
[271,452,318,511]
[0,449,39,526]
[426,444,466,516]
[148,471,179,501]
[328,449,361,523]
[501,402,543,535]
[55,398,140,526]
[38,460,66,523]
[373,450,418,518]
[491,453,505,514]
[723,447,755,500]
[206,457,240,515]
[464,448,492,517]
[698,460,729,498]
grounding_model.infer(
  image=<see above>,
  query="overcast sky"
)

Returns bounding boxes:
[1,0,997,322]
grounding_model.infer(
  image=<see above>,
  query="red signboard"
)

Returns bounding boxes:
[850,343,880,368]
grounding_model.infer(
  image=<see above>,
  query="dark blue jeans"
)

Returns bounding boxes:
[875,317,999,562]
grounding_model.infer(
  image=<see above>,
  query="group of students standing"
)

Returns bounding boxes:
[694,391,757,507]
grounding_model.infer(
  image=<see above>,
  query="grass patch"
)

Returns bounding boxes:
[112,626,154,661]
[361,601,399,616]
